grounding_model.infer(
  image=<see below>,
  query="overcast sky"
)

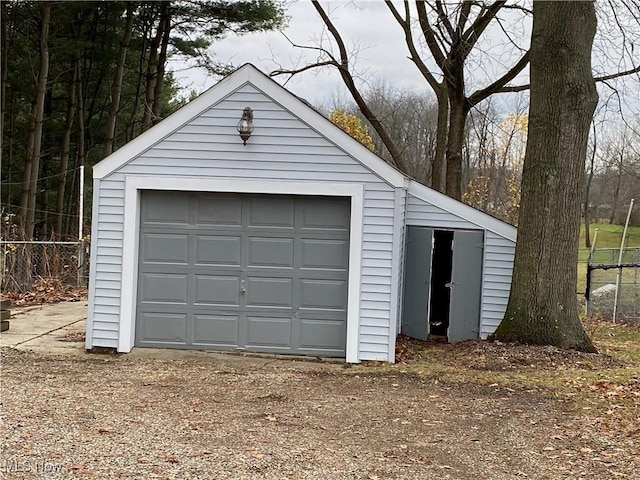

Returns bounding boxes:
[170,1,531,109]
[172,2,417,105]
[169,1,637,120]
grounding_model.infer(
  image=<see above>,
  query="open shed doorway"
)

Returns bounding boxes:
[401,227,484,343]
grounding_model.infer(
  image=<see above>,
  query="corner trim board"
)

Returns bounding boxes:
[85,178,101,350]
[387,187,406,363]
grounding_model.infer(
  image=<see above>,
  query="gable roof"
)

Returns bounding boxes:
[93,63,516,242]
[93,63,408,187]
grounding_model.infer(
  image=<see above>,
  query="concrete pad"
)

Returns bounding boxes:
[0,301,87,351]
[0,301,344,370]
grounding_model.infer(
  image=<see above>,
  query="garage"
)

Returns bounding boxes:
[136,190,350,356]
[85,64,517,363]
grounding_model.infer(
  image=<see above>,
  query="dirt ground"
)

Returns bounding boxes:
[1,338,639,479]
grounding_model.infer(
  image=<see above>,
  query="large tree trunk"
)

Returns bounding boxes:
[126,6,152,142]
[493,1,598,352]
[151,5,171,124]
[444,87,466,201]
[19,4,51,240]
[431,86,448,192]
[103,2,134,158]
[56,58,79,236]
[142,2,166,132]
[72,67,86,239]
[0,2,8,143]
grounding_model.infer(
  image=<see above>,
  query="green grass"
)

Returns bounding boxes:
[579,223,640,261]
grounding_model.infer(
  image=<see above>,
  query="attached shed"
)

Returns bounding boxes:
[85,64,516,363]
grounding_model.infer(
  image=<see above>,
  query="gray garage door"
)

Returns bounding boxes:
[135,191,350,357]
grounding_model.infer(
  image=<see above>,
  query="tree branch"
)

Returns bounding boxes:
[270,60,338,78]
[493,63,640,94]
[311,1,349,69]
[285,1,408,171]
[385,0,444,93]
[415,1,447,70]
[456,1,473,35]
[460,1,506,60]
[434,0,456,39]
[467,51,530,107]
[594,64,640,82]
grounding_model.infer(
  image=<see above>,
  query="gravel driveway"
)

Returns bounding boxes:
[0,347,636,479]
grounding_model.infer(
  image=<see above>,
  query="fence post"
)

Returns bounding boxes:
[613,199,635,323]
[586,264,593,317]
[585,229,598,318]
[77,240,85,287]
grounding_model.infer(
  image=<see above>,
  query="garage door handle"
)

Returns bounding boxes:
[240,280,246,295]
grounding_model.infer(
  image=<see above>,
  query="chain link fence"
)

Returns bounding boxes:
[586,247,640,324]
[0,241,90,293]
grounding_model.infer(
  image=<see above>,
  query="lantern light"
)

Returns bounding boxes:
[237,107,254,145]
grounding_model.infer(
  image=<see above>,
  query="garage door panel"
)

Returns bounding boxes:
[193,314,239,345]
[142,192,190,225]
[195,235,241,266]
[247,197,294,228]
[138,312,187,344]
[194,275,240,306]
[300,279,347,311]
[301,239,349,270]
[246,277,293,308]
[248,237,294,268]
[196,195,242,226]
[137,192,348,357]
[299,319,345,351]
[301,198,350,231]
[140,273,188,304]
[246,315,291,348]
[142,233,189,264]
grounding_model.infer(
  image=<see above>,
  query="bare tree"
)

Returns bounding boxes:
[142,2,169,132]
[349,85,439,186]
[18,3,51,240]
[272,1,530,198]
[463,99,527,224]
[593,125,640,225]
[56,57,79,236]
[103,2,135,157]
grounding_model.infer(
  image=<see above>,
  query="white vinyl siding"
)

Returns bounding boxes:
[89,84,396,360]
[406,194,479,230]
[89,177,126,347]
[480,232,515,337]
[405,193,516,338]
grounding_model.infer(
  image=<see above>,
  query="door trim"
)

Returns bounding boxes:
[119,176,364,363]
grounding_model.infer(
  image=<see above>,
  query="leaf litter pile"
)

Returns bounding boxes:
[1,319,639,479]
[2,277,87,306]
